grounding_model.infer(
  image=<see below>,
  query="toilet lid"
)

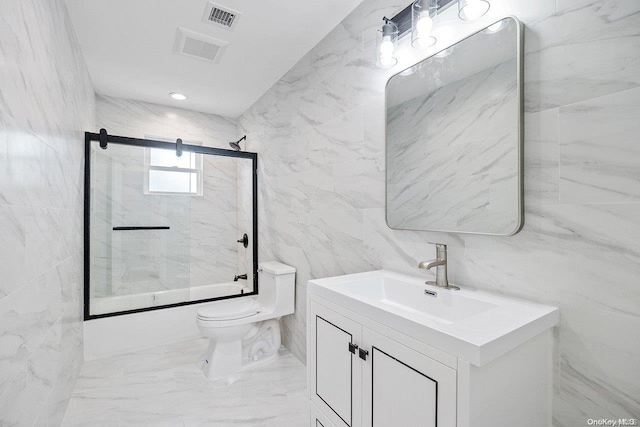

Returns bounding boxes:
[197,298,261,321]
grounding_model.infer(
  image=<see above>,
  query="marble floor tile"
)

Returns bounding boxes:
[62,340,307,427]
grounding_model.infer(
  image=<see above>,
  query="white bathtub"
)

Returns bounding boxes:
[91,282,252,315]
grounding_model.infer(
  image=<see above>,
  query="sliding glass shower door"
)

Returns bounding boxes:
[85,131,257,318]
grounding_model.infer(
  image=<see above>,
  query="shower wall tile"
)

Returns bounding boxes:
[0,0,93,425]
[238,0,640,423]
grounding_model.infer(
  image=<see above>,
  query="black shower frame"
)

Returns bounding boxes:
[83,130,259,321]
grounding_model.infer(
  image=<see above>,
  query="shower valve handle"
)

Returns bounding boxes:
[237,234,249,248]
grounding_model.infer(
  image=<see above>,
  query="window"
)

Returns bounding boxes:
[143,138,203,195]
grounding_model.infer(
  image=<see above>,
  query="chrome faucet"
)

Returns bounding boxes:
[418,243,459,290]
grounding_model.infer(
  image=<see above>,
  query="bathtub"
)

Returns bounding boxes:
[91,281,252,315]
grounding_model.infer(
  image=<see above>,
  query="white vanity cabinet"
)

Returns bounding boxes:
[307,270,560,427]
[309,299,456,427]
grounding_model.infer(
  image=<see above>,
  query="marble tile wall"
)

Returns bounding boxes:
[0,0,95,425]
[94,95,254,294]
[238,0,640,424]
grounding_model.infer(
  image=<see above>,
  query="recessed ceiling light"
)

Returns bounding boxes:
[170,92,187,100]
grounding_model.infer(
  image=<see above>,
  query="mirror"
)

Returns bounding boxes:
[385,17,523,235]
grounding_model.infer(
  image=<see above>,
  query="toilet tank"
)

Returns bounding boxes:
[257,261,296,316]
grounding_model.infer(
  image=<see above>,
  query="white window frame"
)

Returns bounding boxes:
[143,136,204,196]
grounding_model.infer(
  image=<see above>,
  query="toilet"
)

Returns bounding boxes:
[196,261,295,380]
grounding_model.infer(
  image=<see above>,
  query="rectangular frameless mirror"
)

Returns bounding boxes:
[385,17,523,235]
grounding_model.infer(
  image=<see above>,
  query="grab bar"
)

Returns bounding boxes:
[112,226,170,231]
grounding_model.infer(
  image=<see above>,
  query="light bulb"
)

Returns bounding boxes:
[380,36,394,56]
[459,0,490,21]
[416,12,433,35]
[412,10,436,49]
[377,21,398,68]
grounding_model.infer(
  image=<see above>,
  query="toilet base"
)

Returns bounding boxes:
[198,319,282,380]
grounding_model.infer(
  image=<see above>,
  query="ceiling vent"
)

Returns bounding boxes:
[202,2,241,30]
[175,28,228,63]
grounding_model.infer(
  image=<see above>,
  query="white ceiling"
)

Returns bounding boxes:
[66,0,362,118]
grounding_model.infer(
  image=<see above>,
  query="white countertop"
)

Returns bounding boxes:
[308,269,559,366]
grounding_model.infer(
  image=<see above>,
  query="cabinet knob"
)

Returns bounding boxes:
[348,342,359,354]
[359,348,369,361]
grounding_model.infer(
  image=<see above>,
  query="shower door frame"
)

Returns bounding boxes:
[83,131,259,321]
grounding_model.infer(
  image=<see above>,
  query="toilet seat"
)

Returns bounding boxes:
[197,298,261,321]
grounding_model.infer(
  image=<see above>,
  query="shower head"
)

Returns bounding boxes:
[229,135,247,151]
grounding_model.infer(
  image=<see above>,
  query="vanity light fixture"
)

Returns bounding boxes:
[376,0,491,68]
[169,92,187,100]
[412,0,438,48]
[458,0,490,21]
[376,18,399,68]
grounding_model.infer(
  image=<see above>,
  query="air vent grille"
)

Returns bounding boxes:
[175,28,228,63]
[182,37,221,61]
[208,7,236,28]
[202,2,241,31]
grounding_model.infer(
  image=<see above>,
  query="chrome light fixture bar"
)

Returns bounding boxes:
[376,0,490,67]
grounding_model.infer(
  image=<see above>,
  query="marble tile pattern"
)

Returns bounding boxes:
[238,0,640,424]
[61,339,307,427]
[94,96,255,306]
[0,0,95,425]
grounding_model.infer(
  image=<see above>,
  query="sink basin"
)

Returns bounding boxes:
[308,270,559,366]
[333,276,498,324]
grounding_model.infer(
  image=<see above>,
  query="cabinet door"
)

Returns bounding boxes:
[311,401,338,427]
[362,329,457,427]
[309,301,363,427]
